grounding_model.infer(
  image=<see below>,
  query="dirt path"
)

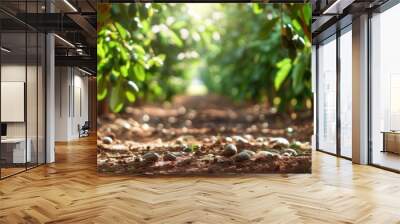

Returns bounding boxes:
[97,95,313,175]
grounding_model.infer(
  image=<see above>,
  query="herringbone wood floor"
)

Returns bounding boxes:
[1,136,400,224]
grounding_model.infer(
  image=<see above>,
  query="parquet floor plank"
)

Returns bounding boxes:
[0,136,399,223]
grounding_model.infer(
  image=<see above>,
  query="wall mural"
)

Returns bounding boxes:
[97,3,313,175]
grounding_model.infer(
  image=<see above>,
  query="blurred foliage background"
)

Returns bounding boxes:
[97,3,312,114]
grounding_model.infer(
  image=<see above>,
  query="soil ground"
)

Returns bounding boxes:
[97,95,313,175]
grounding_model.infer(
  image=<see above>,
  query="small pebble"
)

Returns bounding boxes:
[142,152,160,163]
[142,114,150,122]
[110,144,128,151]
[281,152,291,157]
[176,137,185,145]
[184,120,192,126]
[256,137,264,143]
[224,137,233,143]
[222,144,237,157]
[168,117,177,124]
[172,151,184,157]
[234,151,251,162]
[163,152,177,161]
[241,149,255,157]
[255,151,278,161]
[102,136,113,144]
[210,136,218,143]
[233,136,249,144]
[178,158,192,166]
[283,148,298,156]
[244,134,253,141]
[270,137,290,149]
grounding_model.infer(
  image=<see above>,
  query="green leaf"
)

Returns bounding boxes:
[97,89,108,101]
[303,5,312,26]
[114,22,129,40]
[274,58,292,90]
[148,54,165,67]
[110,81,124,113]
[97,42,105,58]
[119,46,129,61]
[291,20,302,33]
[120,63,129,77]
[252,4,262,15]
[132,44,146,56]
[133,64,145,81]
[111,69,120,81]
[125,90,136,103]
[168,30,183,47]
[97,75,108,101]
[172,21,186,30]
[291,60,305,94]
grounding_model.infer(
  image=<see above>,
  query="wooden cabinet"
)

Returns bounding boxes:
[382,132,400,154]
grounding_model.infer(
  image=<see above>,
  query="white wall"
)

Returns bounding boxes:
[55,66,69,141]
[55,67,89,141]
[72,73,89,138]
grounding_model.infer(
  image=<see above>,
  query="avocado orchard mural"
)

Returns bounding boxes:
[97,3,313,175]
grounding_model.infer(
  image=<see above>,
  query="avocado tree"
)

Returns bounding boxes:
[98,3,198,112]
[199,3,312,112]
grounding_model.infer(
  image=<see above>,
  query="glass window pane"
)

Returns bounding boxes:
[1,31,27,177]
[1,0,28,177]
[0,0,46,179]
[38,32,45,165]
[318,37,337,154]
[371,4,400,171]
[340,29,352,158]
[27,31,38,169]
